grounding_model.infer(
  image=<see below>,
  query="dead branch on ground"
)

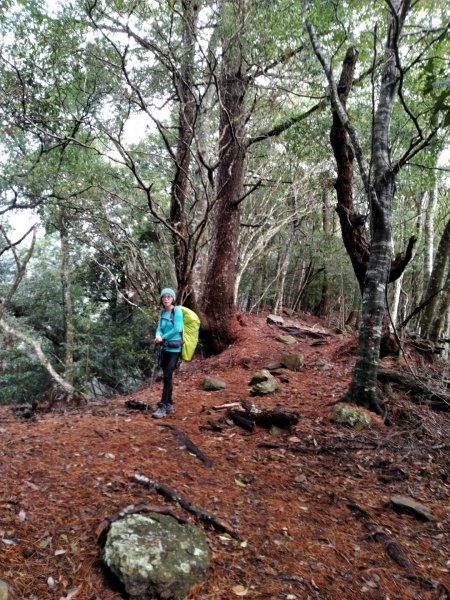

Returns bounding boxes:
[133,471,238,538]
[159,424,212,467]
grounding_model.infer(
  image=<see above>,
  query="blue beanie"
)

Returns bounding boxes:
[160,287,176,302]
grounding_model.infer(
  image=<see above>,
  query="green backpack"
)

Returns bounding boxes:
[167,306,201,361]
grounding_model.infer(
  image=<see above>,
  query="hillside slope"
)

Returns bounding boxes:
[0,313,449,599]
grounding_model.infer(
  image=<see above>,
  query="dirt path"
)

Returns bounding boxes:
[0,314,449,599]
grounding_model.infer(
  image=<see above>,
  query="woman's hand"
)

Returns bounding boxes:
[155,334,163,344]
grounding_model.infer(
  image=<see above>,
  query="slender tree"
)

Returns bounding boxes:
[307,0,426,414]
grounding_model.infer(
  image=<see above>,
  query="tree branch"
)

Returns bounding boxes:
[247,102,324,147]
[305,20,378,212]
[0,317,87,400]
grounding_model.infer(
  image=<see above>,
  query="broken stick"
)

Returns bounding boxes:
[159,424,212,467]
[133,471,238,538]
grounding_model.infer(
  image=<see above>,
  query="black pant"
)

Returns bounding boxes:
[160,350,180,405]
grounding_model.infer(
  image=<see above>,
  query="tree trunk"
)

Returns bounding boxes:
[317,190,331,319]
[330,47,369,292]
[423,184,439,287]
[170,0,199,308]
[390,274,403,326]
[343,0,410,414]
[201,1,248,353]
[330,45,416,294]
[59,213,74,386]
[419,211,450,337]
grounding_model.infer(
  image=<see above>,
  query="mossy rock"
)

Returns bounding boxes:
[249,369,279,396]
[280,352,304,371]
[203,377,226,391]
[331,403,372,430]
[103,513,209,600]
[276,335,297,345]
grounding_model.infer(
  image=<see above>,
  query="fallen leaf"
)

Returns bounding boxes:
[59,586,81,599]
[235,479,247,488]
[232,584,248,596]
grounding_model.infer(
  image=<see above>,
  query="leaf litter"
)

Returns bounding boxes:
[0,312,449,599]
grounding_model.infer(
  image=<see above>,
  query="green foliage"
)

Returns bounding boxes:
[0,0,449,402]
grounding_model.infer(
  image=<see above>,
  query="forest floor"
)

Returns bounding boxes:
[1,312,450,600]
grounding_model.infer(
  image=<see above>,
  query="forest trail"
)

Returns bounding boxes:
[1,312,449,600]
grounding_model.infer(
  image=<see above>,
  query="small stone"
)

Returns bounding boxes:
[249,370,278,396]
[331,403,371,430]
[280,353,304,371]
[267,314,284,325]
[203,377,227,391]
[390,495,434,521]
[0,580,16,600]
[276,335,297,345]
[312,358,332,371]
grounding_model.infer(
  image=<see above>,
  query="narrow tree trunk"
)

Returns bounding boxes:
[60,215,74,386]
[170,0,199,307]
[317,190,331,319]
[423,185,438,287]
[419,211,450,337]
[390,274,403,326]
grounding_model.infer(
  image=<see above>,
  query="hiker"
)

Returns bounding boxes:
[152,287,183,419]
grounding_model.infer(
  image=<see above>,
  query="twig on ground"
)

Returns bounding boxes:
[133,471,238,538]
[158,424,212,467]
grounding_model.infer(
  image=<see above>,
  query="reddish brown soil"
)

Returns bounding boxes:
[1,313,449,600]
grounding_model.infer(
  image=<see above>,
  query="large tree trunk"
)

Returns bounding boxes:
[307,1,411,414]
[201,1,248,353]
[343,0,411,414]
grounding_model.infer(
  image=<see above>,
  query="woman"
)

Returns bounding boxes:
[152,287,183,419]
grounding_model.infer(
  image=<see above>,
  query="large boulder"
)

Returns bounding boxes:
[103,513,209,600]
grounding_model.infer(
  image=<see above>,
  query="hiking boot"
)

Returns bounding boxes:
[165,404,175,414]
[151,404,167,419]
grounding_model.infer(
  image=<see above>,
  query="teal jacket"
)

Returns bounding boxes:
[156,306,183,352]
